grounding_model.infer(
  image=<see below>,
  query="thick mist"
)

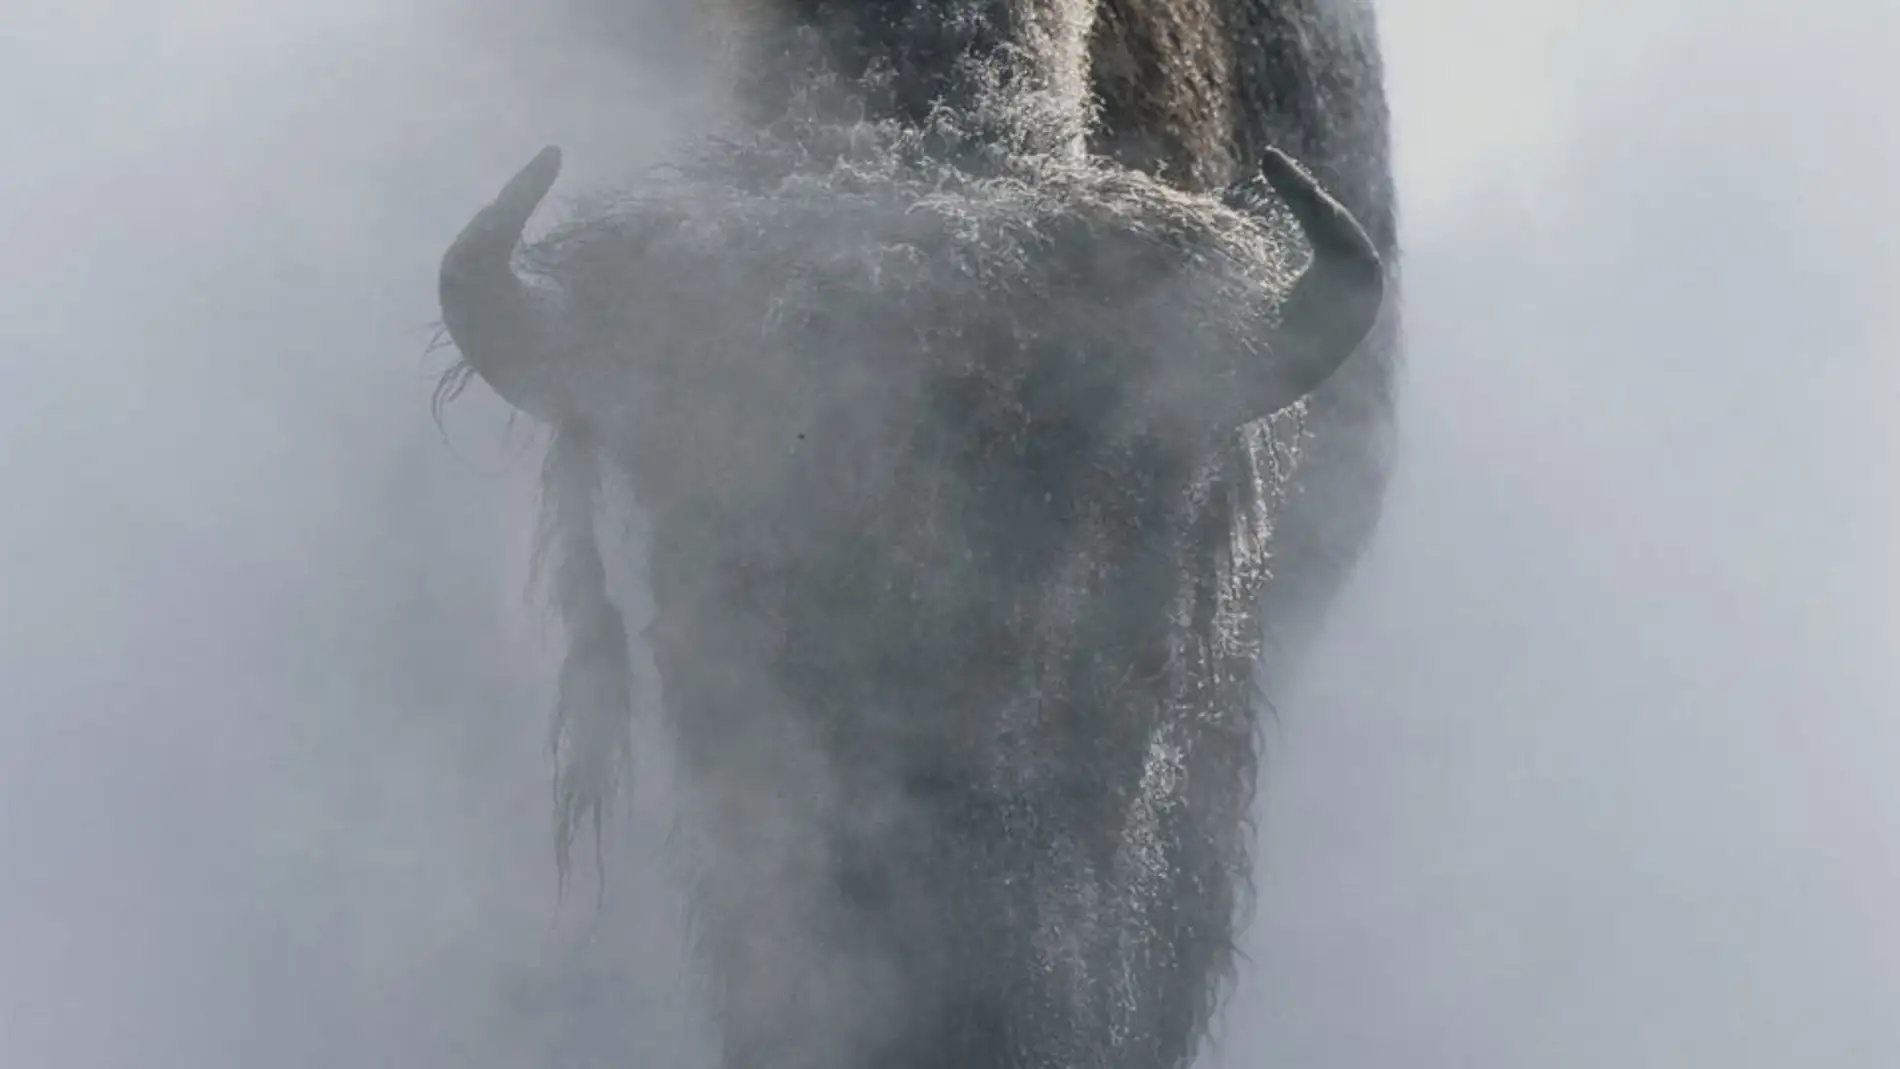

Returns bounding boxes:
[1,2,1893,1068]
[1,4,706,1065]
[1221,3,1900,1065]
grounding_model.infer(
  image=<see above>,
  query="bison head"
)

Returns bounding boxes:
[434,33,1384,1069]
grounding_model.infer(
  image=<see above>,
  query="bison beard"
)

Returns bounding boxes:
[436,2,1396,1067]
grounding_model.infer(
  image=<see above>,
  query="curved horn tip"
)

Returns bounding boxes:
[1247,146,1387,406]
[505,145,565,209]
[478,145,565,238]
[437,145,568,419]
[1255,146,1381,268]
[442,145,567,271]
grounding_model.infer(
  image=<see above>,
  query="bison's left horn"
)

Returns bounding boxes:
[1252,147,1385,409]
[439,145,565,418]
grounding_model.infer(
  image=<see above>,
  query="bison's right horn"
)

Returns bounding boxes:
[1248,147,1386,411]
[439,145,565,419]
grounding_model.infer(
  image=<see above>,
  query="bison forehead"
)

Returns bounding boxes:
[528,130,1311,517]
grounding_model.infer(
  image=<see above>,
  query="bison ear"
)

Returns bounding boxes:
[1229,148,1386,411]
[439,146,566,419]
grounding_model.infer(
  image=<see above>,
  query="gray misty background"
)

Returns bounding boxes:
[0,1,1893,1067]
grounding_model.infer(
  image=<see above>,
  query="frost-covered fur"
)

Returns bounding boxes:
[441,3,1397,1067]
[509,108,1301,1069]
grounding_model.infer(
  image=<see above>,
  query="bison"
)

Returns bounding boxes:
[435,1,1397,1066]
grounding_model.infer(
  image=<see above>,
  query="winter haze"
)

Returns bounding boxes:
[1,1,1893,1067]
